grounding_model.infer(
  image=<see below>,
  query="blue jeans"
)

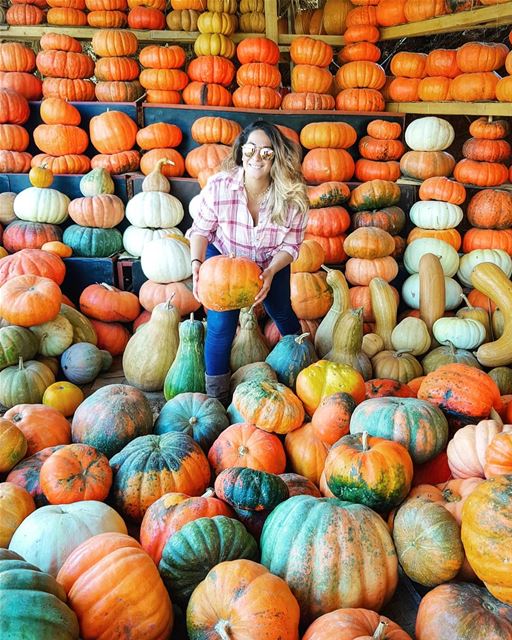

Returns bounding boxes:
[204,244,301,375]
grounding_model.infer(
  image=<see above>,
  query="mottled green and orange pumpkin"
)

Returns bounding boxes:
[260,495,398,627]
[140,489,234,565]
[71,384,153,458]
[324,431,413,510]
[109,432,211,522]
[214,466,289,512]
[349,397,449,464]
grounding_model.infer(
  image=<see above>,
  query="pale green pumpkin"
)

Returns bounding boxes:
[30,314,74,357]
[0,325,39,370]
[60,304,97,345]
[0,357,55,408]
[79,167,115,197]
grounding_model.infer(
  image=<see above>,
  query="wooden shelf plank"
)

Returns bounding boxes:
[386,102,512,116]
[0,26,261,43]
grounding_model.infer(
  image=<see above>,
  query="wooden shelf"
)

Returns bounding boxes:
[386,102,512,116]
[0,25,261,43]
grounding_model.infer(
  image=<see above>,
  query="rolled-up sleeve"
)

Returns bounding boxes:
[186,179,218,243]
[279,206,309,261]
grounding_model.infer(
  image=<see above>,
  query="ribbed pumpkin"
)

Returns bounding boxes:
[260,495,398,627]
[71,384,153,458]
[4,404,71,457]
[349,397,448,464]
[109,432,211,522]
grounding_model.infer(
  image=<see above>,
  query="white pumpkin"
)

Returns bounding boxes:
[8,501,127,577]
[13,187,70,224]
[405,116,455,151]
[140,235,192,283]
[433,317,487,350]
[457,249,512,287]
[404,238,459,277]
[391,317,431,356]
[122,226,183,257]
[402,274,462,310]
[0,192,16,225]
[409,201,463,230]
[188,193,202,221]
[125,191,184,228]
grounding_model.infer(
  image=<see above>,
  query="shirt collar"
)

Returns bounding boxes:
[230,167,244,191]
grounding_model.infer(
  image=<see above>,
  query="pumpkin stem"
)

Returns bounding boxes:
[395,349,411,357]
[295,332,310,344]
[238,445,249,456]
[320,264,332,272]
[461,293,473,309]
[165,293,177,309]
[490,407,504,426]
[362,430,369,451]
[215,620,232,640]
[190,312,194,321]
[99,282,116,292]
[18,355,24,370]
[373,621,388,640]
[202,487,215,498]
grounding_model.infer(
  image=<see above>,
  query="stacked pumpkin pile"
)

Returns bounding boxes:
[239,0,264,33]
[185,120,231,181]
[91,29,140,103]
[89,109,140,175]
[139,44,188,105]
[282,36,334,111]
[136,122,185,180]
[400,116,456,183]
[166,0,204,31]
[335,4,386,112]
[3,165,67,253]
[0,41,42,102]
[387,51,426,103]
[233,36,282,110]
[355,119,404,182]
[65,167,124,258]
[33,99,90,176]
[46,0,87,26]
[451,41,507,103]
[5,0,45,26]
[0,86,31,175]
[94,36,142,103]
[186,52,234,109]
[453,116,510,187]
[86,0,128,28]
[293,0,352,37]
[127,0,165,29]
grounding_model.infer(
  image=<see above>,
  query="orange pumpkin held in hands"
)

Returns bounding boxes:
[197,255,262,311]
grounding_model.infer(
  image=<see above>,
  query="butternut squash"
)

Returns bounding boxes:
[325,307,372,380]
[471,262,512,366]
[419,252,445,343]
[369,277,397,350]
[314,265,350,358]
[123,298,180,391]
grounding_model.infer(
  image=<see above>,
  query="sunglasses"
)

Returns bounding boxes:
[241,143,275,161]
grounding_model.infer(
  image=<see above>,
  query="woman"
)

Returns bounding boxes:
[188,120,309,406]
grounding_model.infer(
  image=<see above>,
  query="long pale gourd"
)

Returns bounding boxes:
[419,253,445,341]
[314,265,350,358]
[471,262,512,367]
[369,277,397,350]
[325,307,372,380]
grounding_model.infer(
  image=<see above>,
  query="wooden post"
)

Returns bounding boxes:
[264,0,279,42]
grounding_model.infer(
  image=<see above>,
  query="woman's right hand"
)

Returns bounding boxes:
[192,261,201,301]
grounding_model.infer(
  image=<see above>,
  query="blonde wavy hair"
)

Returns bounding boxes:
[222,120,309,225]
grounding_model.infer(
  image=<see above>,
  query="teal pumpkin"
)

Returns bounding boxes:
[164,314,205,401]
[214,466,289,512]
[158,515,259,603]
[60,343,104,384]
[0,326,39,370]
[62,225,122,258]
[349,397,449,464]
[265,332,318,389]
[260,495,398,627]
[79,167,114,197]
[0,357,55,408]
[109,432,211,522]
[155,392,229,452]
[226,402,244,424]
[71,384,153,458]
[6,445,65,507]
[0,548,79,640]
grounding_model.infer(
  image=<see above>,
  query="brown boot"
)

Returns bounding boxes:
[205,373,231,408]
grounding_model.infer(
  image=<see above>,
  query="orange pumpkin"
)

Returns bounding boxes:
[0,274,61,327]
[418,176,466,205]
[4,403,71,456]
[79,282,140,323]
[89,110,138,154]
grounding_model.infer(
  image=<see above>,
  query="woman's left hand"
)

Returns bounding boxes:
[253,267,274,306]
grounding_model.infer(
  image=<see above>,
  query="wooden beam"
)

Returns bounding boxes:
[386,102,512,116]
[264,0,279,43]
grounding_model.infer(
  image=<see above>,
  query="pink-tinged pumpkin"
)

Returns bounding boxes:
[447,419,505,478]
[139,489,234,565]
[0,481,35,547]
[6,445,64,507]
